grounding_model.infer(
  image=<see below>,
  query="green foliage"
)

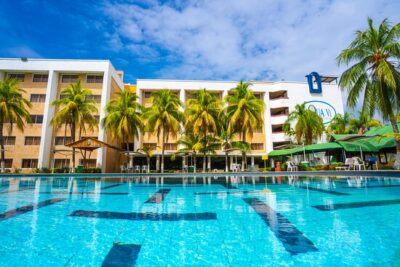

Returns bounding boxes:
[284,103,325,145]
[348,111,382,134]
[326,113,352,135]
[103,91,143,145]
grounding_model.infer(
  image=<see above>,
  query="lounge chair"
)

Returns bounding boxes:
[353,157,366,170]
[286,161,298,172]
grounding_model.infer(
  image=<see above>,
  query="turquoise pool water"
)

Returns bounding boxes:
[1,175,400,266]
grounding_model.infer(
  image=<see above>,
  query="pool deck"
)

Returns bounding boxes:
[0,170,400,178]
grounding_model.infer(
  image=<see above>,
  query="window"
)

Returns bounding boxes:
[143,143,157,150]
[251,143,264,150]
[272,124,284,133]
[4,159,12,168]
[54,159,70,168]
[21,159,38,168]
[30,94,46,103]
[24,136,41,145]
[86,75,103,83]
[144,92,152,98]
[270,107,289,116]
[4,136,16,146]
[29,115,43,124]
[79,159,97,168]
[8,73,25,82]
[86,95,102,103]
[55,137,72,146]
[121,143,134,151]
[269,90,288,100]
[164,143,177,150]
[32,74,48,83]
[61,75,79,83]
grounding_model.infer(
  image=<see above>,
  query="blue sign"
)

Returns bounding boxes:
[305,100,336,124]
[306,72,322,93]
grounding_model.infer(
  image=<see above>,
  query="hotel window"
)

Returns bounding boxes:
[30,94,46,103]
[270,107,289,116]
[86,95,102,103]
[272,124,284,133]
[144,92,152,98]
[54,159,70,168]
[164,143,177,150]
[55,136,72,146]
[29,115,43,124]
[86,75,103,83]
[61,74,79,83]
[251,143,264,150]
[24,136,41,145]
[21,159,38,168]
[143,143,157,150]
[8,73,25,82]
[121,143,134,151]
[269,90,288,100]
[4,159,13,168]
[254,93,263,100]
[32,74,48,83]
[79,159,97,168]
[4,136,16,146]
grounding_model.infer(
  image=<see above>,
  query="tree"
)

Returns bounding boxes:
[284,103,325,145]
[177,133,201,173]
[225,81,264,171]
[138,145,154,172]
[326,113,352,135]
[337,18,400,168]
[143,90,183,172]
[0,79,32,172]
[51,80,98,169]
[103,91,143,151]
[185,89,221,172]
[348,111,382,134]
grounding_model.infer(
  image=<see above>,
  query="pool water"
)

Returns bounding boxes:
[1,175,400,266]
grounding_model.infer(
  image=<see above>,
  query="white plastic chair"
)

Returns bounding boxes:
[286,161,298,172]
[353,157,366,170]
[142,165,148,173]
[344,158,354,170]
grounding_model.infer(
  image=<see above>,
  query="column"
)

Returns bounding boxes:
[38,70,58,169]
[0,71,4,80]
[264,92,273,153]
[97,65,112,172]
[156,156,160,171]
[207,156,211,170]
[251,156,255,167]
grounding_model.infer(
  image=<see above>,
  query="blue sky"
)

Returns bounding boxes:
[0,0,399,84]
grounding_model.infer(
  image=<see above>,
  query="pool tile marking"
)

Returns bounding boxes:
[145,189,171,203]
[70,210,217,221]
[297,186,350,196]
[220,184,238,189]
[0,198,66,222]
[195,190,264,195]
[243,197,318,255]
[100,184,124,190]
[101,243,141,267]
[39,192,128,195]
[0,188,35,194]
[313,198,400,211]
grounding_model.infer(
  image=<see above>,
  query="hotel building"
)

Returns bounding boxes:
[0,58,344,172]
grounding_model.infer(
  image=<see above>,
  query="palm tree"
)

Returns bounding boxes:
[225,81,264,171]
[103,91,143,151]
[337,18,400,168]
[284,103,325,145]
[348,111,382,134]
[137,145,154,172]
[185,89,221,172]
[178,133,201,173]
[51,80,98,169]
[326,113,352,135]
[0,79,32,172]
[143,90,183,172]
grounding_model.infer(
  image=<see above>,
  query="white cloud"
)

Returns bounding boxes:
[5,46,41,58]
[103,0,400,81]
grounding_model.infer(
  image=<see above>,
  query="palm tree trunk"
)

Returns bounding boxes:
[203,152,206,172]
[0,122,5,173]
[203,126,207,172]
[147,156,150,173]
[241,132,246,171]
[225,151,228,172]
[161,130,165,173]
[390,116,400,169]
[193,154,197,173]
[71,122,76,171]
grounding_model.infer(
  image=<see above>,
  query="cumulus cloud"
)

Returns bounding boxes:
[102,0,400,81]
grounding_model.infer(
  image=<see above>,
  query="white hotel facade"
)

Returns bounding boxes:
[0,58,344,172]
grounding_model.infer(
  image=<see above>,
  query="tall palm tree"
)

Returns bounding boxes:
[185,89,221,172]
[348,111,382,134]
[326,113,352,135]
[103,91,143,151]
[0,79,32,172]
[337,18,400,168]
[51,80,98,169]
[137,145,154,172]
[284,103,325,145]
[143,90,183,172]
[225,81,264,171]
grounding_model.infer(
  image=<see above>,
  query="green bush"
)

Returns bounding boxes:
[83,168,102,173]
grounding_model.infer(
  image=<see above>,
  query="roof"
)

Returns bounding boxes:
[65,137,122,151]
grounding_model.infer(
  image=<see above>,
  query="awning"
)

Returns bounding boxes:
[65,137,123,152]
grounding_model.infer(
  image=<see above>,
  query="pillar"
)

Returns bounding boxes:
[207,156,211,170]
[38,70,58,169]
[251,156,255,167]
[156,156,160,171]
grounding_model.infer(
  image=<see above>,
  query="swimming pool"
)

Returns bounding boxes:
[0,175,400,266]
